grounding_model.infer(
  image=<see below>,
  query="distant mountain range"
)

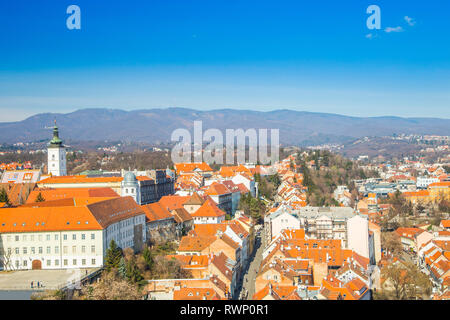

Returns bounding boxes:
[0,108,449,146]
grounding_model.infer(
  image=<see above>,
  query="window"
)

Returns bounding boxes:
[55,260,59,266]
[81,246,86,253]
[91,259,96,265]
[7,235,11,242]
[31,247,35,254]
[63,234,67,241]
[91,245,95,254]
[72,246,76,254]
[91,233,95,240]
[55,234,59,241]
[38,235,43,241]
[47,260,51,266]
[46,247,51,254]
[81,234,85,240]
[15,248,19,254]
[72,234,76,240]
[15,261,19,268]
[63,246,68,254]
[82,259,86,266]
[15,235,19,242]
[23,235,27,241]
[46,234,50,241]
[23,247,27,254]
[30,235,34,241]
[54,246,59,254]
[38,247,43,254]
[23,260,27,267]
[73,259,77,266]
[63,259,68,266]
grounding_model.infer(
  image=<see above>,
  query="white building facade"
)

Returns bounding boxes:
[47,123,67,176]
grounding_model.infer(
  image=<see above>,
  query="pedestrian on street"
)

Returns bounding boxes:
[31,281,33,289]
[37,281,40,288]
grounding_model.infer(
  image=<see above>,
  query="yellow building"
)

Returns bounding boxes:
[427,181,450,199]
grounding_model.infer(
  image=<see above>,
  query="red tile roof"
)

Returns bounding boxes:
[191,199,226,218]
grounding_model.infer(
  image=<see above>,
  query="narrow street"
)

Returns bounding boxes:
[236,227,265,300]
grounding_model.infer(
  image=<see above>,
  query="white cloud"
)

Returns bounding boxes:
[404,16,416,26]
[385,26,404,33]
[365,33,373,39]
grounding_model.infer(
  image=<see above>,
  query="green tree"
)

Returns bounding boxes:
[125,257,144,285]
[142,246,154,270]
[35,192,45,202]
[104,240,123,272]
[0,188,10,205]
[118,257,127,279]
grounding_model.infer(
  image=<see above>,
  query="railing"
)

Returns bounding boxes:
[57,267,103,293]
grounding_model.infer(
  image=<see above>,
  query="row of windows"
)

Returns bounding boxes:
[110,218,143,232]
[5,245,96,255]
[5,233,96,242]
[14,258,97,268]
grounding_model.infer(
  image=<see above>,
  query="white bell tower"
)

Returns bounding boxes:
[47,121,67,176]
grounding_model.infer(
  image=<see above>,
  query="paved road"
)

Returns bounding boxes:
[237,230,265,300]
[0,268,97,290]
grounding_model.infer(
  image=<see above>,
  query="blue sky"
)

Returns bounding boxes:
[0,0,449,121]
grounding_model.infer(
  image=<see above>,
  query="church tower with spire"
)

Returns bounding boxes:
[47,120,67,176]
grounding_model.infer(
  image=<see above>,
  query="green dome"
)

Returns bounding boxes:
[49,125,63,147]
[123,172,137,183]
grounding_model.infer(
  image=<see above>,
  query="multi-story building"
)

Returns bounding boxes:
[264,206,301,245]
[38,170,174,205]
[297,207,355,247]
[417,176,440,189]
[0,196,146,270]
[204,182,232,215]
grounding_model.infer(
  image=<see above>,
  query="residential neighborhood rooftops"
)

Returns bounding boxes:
[191,199,226,218]
[141,202,174,223]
